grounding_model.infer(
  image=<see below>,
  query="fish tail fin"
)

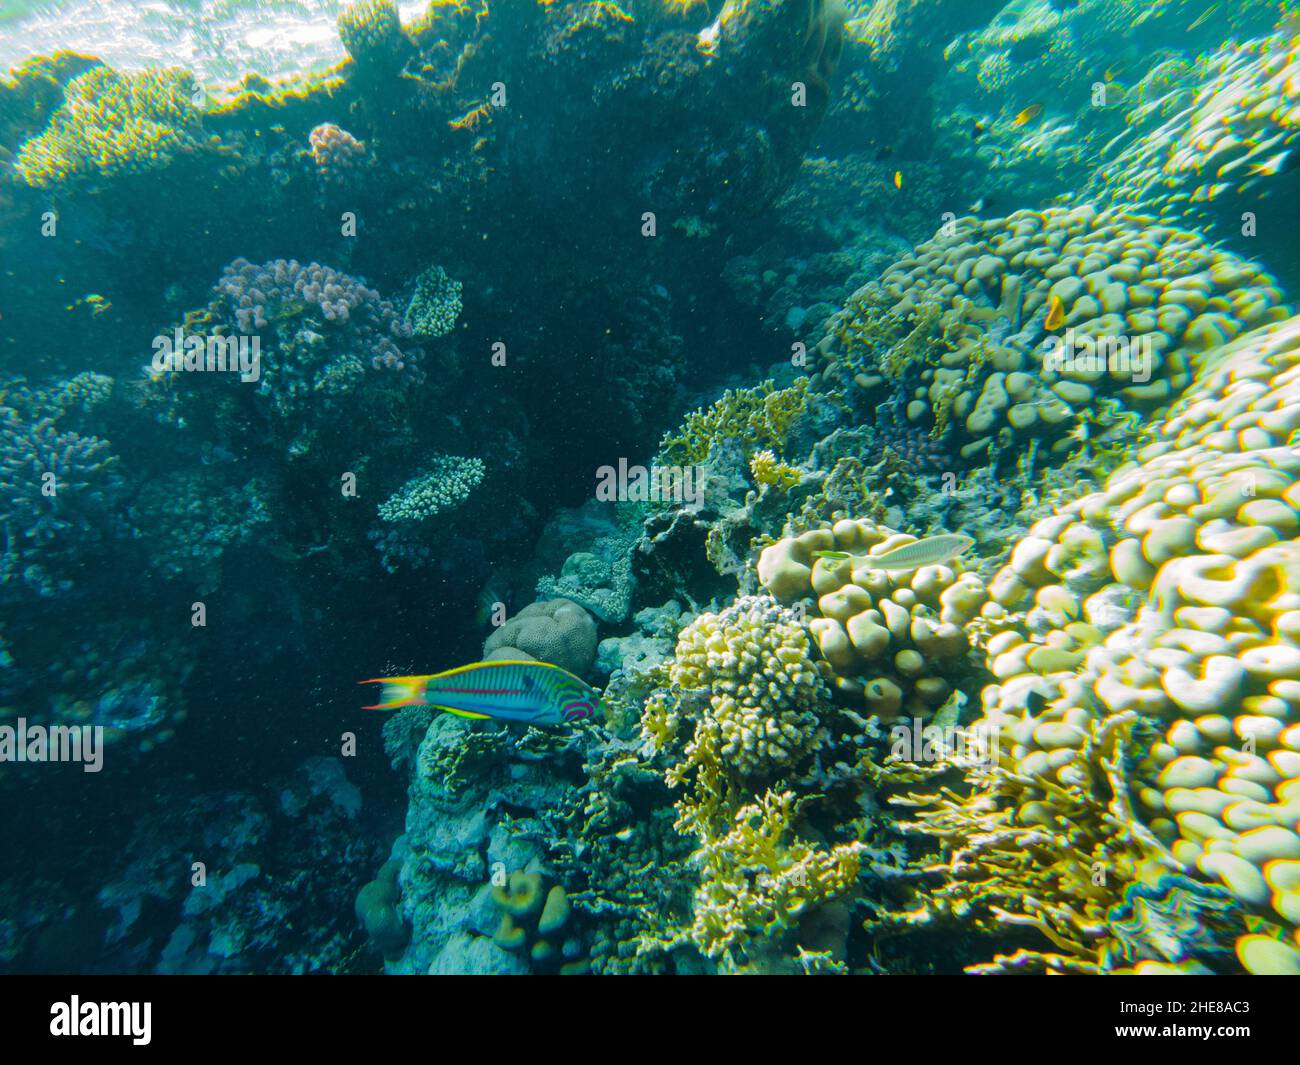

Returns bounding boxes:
[359,675,430,710]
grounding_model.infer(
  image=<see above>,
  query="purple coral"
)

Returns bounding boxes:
[870,415,955,474]
[308,123,367,185]
[212,258,415,373]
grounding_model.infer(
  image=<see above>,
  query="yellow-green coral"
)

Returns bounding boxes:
[657,377,810,466]
[683,788,865,961]
[749,448,802,490]
[642,596,831,782]
[886,711,1198,973]
[965,313,1300,971]
[16,66,201,188]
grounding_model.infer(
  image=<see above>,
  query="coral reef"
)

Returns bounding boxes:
[658,377,811,468]
[15,66,203,188]
[829,205,1288,466]
[1085,31,1300,231]
[758,518,989,714]
[376,455,485,523]
[913,314,1300,972]
[643,596,832,781]
[308,122,367,186]
[404,265,462,339]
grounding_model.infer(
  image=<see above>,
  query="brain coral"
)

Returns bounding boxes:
[757,518,987,717]
[483,598,599,678]
[977,313,1300,972]
[833,205,1288,465]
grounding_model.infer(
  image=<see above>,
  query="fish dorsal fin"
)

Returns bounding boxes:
[429,659,585,684]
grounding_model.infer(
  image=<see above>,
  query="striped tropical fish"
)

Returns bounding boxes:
[360,660,599,725]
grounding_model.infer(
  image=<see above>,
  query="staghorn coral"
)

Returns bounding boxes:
[15,66,202,189]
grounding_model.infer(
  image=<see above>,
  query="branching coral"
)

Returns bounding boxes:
[657,377,810,467]
[642,596,832,782]
[377,455,485,522]
[636,595,869,966]
[0,411,120,581]
[405,265,463,339]
[683,787,865,961]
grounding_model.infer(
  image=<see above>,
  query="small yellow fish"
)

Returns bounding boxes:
[1044,293,1066,331]
[1012,104,1043,127]
[1188,4,1218,31]
[893,170,902,189]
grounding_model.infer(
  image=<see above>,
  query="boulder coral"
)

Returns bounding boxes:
[758,518,988,716]
[483,598,600,678]
[832,205,1289,465]
[952,314,1300,972]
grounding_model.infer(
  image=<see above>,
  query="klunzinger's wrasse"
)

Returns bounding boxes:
[360,660,600,725]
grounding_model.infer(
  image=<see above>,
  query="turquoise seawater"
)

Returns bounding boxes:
[1,0,1299,977]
